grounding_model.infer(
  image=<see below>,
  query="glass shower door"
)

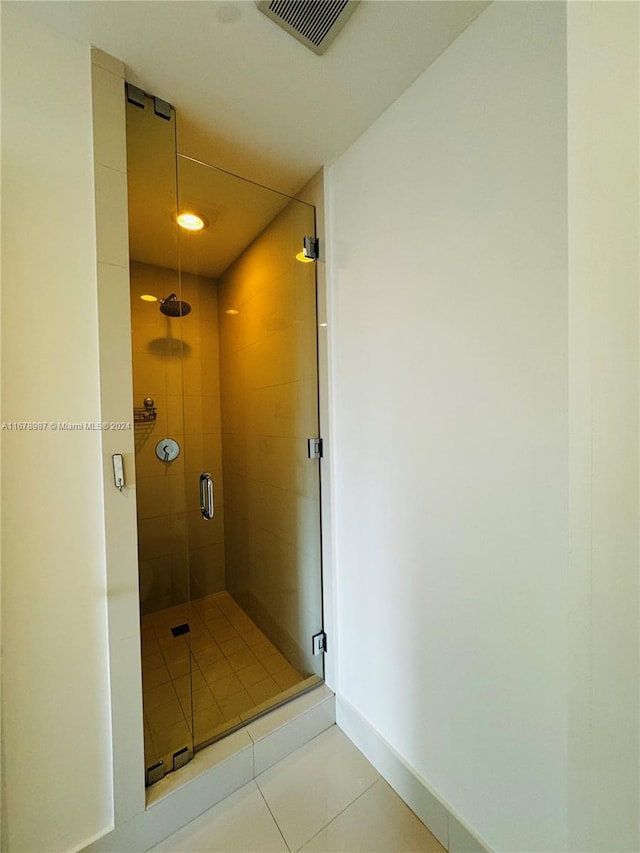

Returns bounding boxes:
[176,155,324,749]
[125,92,195,783]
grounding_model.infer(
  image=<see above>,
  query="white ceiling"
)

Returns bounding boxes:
[17,0,490,197]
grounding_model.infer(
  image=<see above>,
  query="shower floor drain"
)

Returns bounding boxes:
[170,623,190,637]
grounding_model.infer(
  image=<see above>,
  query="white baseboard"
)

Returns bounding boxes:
[336,695,492,853]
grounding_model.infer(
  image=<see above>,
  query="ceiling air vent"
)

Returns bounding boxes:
[256,0,359,56]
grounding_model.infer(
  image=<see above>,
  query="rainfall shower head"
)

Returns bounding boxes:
[160,293,192,317]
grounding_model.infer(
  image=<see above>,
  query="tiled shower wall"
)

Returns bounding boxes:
[130,261,226,613]
[218,201,322,678]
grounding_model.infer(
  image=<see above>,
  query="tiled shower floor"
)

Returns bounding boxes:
[141,591,306,771]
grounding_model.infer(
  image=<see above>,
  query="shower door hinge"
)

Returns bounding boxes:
[125,82,145,109]
[125,83,174,119]
[146,760,164,786]
[307,437,323,459]
[312,632,327,656]
[153,97,172,120]
[303,236,319,261]
[172,746,191,772]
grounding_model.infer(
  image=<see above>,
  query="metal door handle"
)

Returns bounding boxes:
[200,473,214,520]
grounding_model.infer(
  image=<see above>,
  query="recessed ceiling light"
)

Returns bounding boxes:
[140,294,158,302]
[225,309,239,315]
[177,212,206,231]
[296,251,314,264]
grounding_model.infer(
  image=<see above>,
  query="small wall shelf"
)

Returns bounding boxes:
[134,407,157,424]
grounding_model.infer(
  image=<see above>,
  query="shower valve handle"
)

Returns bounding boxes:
[155,437,180,463]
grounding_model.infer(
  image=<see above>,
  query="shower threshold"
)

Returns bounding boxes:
[141,590,322,782]
[144,680,335,831]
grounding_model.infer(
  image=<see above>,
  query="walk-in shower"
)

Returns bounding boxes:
[126,89,324,785]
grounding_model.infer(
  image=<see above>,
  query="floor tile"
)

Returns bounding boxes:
[142,593,313,769]
[227,646,259,672]
[141,637,161,658]
[219,635,246,657]
[229,615,255,633]
[257,726,379,852]
[195,645,225,668]
[209,672,244,701]
[251,638,279,660]
[194,703,226,742]
[191,632,216,652]
[146,713,439,853]
[179,687,216,717]
[143,665,172,690]
[147,698,185,729]
[142,651,166,671]
[273,666,302,690]
[150,781,288,852]
[153,719,191,757]
[208,619,238,642]
[247,676,281,705]
[145,682,178,710]
[263,651,289,675]
[245,627,268,646]
[174,669,207,697]
[167,657,191,679]
[299,778,446,853]
[238,661,269,687]
[219,689,253,719]
[201,658,233,683]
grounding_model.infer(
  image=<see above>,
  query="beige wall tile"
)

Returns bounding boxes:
[187,509,225,549]
[166,394,185,434]
[92,65,126,172]
[245,435,318,497]
[97,263,135,423]
[245,326,300,390]
[132,352,167,401]
[139,556,172,614]
[136,475,170,520]
[91,47,125,77]
[138,516,173,561]
[183,432,223,473]
[131,262,226,614]
[181,354,204,396]
[221,392,249,436]
[95,165,130,266]
[221,430,248,476]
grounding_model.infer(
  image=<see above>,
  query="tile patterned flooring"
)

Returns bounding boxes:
[150,726,446,853]
[141,591,305,769]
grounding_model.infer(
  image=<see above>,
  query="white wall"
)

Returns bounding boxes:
[567,3,639,850]
[329,2,640,850]
[1,7,114,851]
[329,3,570,850]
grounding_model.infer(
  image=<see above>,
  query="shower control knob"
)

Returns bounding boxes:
[155,437,180,463]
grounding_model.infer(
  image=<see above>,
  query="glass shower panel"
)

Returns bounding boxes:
[176,155,324,749]
[125,95,194,782]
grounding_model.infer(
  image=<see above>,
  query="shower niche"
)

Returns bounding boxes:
[126,91,323,784]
